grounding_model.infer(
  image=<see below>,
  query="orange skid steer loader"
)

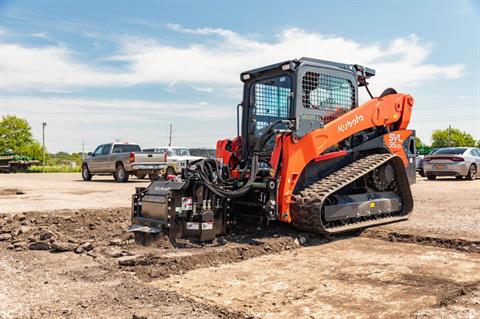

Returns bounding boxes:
[129,58,416,242]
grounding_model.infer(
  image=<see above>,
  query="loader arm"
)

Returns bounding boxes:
[275,93,414,222]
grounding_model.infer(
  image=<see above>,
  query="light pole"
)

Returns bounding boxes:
[168,123,173,147]
[42,122,47,173]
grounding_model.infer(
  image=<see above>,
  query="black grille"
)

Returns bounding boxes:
[253,83,291,118]
[302,72,355,112]
[250,76,292,150]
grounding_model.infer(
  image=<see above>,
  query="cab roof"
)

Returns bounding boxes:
[240,57,375,83]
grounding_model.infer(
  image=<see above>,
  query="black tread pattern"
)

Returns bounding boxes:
[291,153,413,234]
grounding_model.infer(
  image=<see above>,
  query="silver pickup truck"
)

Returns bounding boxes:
[81,143,167,182]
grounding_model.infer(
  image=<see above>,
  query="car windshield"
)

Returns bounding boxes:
[173,148,191,156]
[434,148,467,155]
[112,144,141,153]
[152,148,190,156]
[152,148,172,156]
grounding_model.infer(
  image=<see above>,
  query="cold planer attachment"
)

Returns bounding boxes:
[130,179,227,242]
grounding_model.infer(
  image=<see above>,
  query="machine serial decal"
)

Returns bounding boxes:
[387,133,403,151]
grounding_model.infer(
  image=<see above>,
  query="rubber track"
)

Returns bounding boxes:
[291,153,414,234]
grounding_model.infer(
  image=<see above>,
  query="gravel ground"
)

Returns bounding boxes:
[377,176,480,241]
[161,237,480,319]
[0,173,479,318]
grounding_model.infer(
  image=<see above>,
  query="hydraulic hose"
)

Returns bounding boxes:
[365,81,374,99]
[190,119,290,199]
[195,155,259,198]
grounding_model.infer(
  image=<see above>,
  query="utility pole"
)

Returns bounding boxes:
[168,123,173,147]
[82,139,85,159]
[42,122,47,173]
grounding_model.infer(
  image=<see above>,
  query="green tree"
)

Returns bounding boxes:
[47,152,82,166]
[414,136,424,148]
[0,115,44,160]
[431,127,476,148]
[21,141,44,160]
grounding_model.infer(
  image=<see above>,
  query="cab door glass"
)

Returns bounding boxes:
[249,75,292,150]
[101,144,112,155]
[93,145,103,157]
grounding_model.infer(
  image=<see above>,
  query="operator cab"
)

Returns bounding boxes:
[240,57,375,157]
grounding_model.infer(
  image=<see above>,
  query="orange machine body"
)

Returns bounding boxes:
[215,93,414,224]
[273,93,414,222]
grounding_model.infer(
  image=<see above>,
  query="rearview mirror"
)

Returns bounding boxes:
[87,152,93,156]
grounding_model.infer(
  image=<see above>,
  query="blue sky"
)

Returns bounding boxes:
[0,0,479,152]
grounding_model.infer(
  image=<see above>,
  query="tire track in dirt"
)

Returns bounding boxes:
[361,228,480,254]
[411,281,480,318]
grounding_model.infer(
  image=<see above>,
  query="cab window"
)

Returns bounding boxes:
[93,145,104,156]
[250,75,292,137]
[302,72,355,111]
[174,148,191,156]
[102,144,112,155]
[249,75,292,151]
[112,144,141,153]
[156,148,173,156]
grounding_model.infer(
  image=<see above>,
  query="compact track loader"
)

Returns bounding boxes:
[129,58,416,242]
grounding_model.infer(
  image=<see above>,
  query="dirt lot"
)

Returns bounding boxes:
[0,174,479,318]
[0,173,149,214]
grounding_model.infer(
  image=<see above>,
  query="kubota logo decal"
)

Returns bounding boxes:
[337,115,364,133]
[387,133,403,150]
[154,186,171,191]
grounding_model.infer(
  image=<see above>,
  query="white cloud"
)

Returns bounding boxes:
[30,32,49,39]
[193,86,213,93]
[0,43,133,91]
[0,96,231,120]
[0,26,464,94]
[0,96,235,151]
[166,23,234,36]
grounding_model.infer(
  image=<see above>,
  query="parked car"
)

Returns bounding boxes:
[143,147,204,177]
[423,147,480,180]
[82,143,167,182]
[416,148,439,177]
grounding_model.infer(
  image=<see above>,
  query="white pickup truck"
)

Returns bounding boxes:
[142,147,204,176]
[81,143,167,182]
